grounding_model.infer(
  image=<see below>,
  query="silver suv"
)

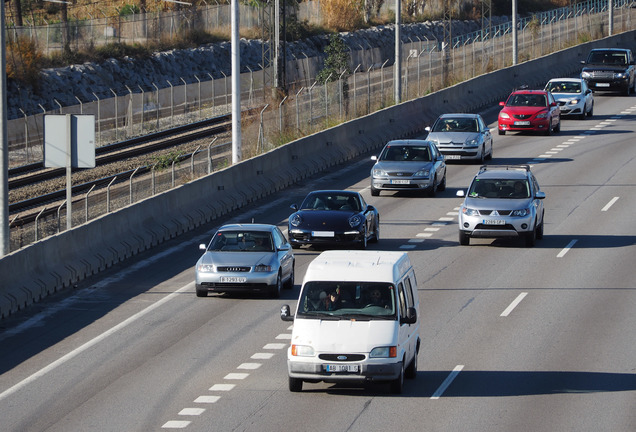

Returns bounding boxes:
[456,165,546,247]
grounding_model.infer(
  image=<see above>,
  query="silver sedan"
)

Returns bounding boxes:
[425,113,494,163]
[195,223,295,298]
[370,139,447,197]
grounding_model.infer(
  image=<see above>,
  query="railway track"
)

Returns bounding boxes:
[8,111,240,221]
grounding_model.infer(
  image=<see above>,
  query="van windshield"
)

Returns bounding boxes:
[297,281,396,319]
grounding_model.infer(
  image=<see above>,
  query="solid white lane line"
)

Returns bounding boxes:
[500,292,528,317]
[431,365,464,400]
[601,197,619,212]
[557,239,578,258]
[0,282,193,402]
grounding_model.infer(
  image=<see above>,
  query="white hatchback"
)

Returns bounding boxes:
[545,78,594,119]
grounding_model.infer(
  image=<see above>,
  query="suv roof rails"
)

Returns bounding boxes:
[478,164,531,173]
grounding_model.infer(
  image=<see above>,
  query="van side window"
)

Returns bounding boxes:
[404,275,414,307]
[397,282,407,319]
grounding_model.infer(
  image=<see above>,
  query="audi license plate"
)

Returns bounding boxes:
[220,276,247,283]
[483,219,505,225]
[326,364,359,373]
[391,179,410,184]
[514,121,530,126]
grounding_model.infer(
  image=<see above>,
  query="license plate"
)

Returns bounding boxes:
[326,364,359,373]
[445,155,461,159]
[514,121,530,126]
[312,231,335,237]
[595,83,610,87]
[483,219,505,225]
[391,179,410,184]
[220,276,247,283]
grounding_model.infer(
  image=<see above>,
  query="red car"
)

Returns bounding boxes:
[498,89,561,135]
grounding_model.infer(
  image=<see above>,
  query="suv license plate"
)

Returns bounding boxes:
[326,364,359,373]
[483,219,505,225]
[220,276,247,283]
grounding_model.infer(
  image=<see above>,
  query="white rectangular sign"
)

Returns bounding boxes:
[44,115,96,168]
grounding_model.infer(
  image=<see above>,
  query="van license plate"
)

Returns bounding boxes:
[326,364,359,373]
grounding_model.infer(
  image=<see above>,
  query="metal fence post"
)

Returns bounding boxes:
[279,96,287,132]
[107,177,117,213]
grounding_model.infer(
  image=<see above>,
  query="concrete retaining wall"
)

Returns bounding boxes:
[1,31,634,319]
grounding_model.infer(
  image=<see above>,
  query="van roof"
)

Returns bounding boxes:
[304,250,412,283]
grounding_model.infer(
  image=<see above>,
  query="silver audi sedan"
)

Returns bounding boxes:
[425,113,493,163]
[195,223,295,298]
[370,139,446,197]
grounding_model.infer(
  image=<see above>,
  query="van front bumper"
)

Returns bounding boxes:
[288,360,402,383]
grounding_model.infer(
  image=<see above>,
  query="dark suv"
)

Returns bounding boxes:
[581,48,635,95]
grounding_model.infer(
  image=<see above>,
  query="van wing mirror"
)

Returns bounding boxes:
[280,304,294,322]
[401,307,417,325]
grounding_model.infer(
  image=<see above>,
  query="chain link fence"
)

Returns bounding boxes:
[7,0,636,252]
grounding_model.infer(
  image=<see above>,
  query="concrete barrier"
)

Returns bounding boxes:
[1,31,634,319]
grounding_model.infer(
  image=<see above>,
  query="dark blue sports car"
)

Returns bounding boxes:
[288,190,380,249]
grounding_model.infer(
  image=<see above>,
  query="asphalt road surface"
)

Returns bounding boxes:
[1,93,635,432]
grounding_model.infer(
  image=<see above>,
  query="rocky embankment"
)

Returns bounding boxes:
[7,18,508,120]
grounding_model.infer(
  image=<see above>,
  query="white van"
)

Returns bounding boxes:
[280,250,420,393]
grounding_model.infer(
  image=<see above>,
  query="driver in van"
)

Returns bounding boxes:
[368,288,388,308]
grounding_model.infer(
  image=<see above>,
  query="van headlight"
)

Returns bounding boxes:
[370,346,397,358]
[291,345,314,356]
